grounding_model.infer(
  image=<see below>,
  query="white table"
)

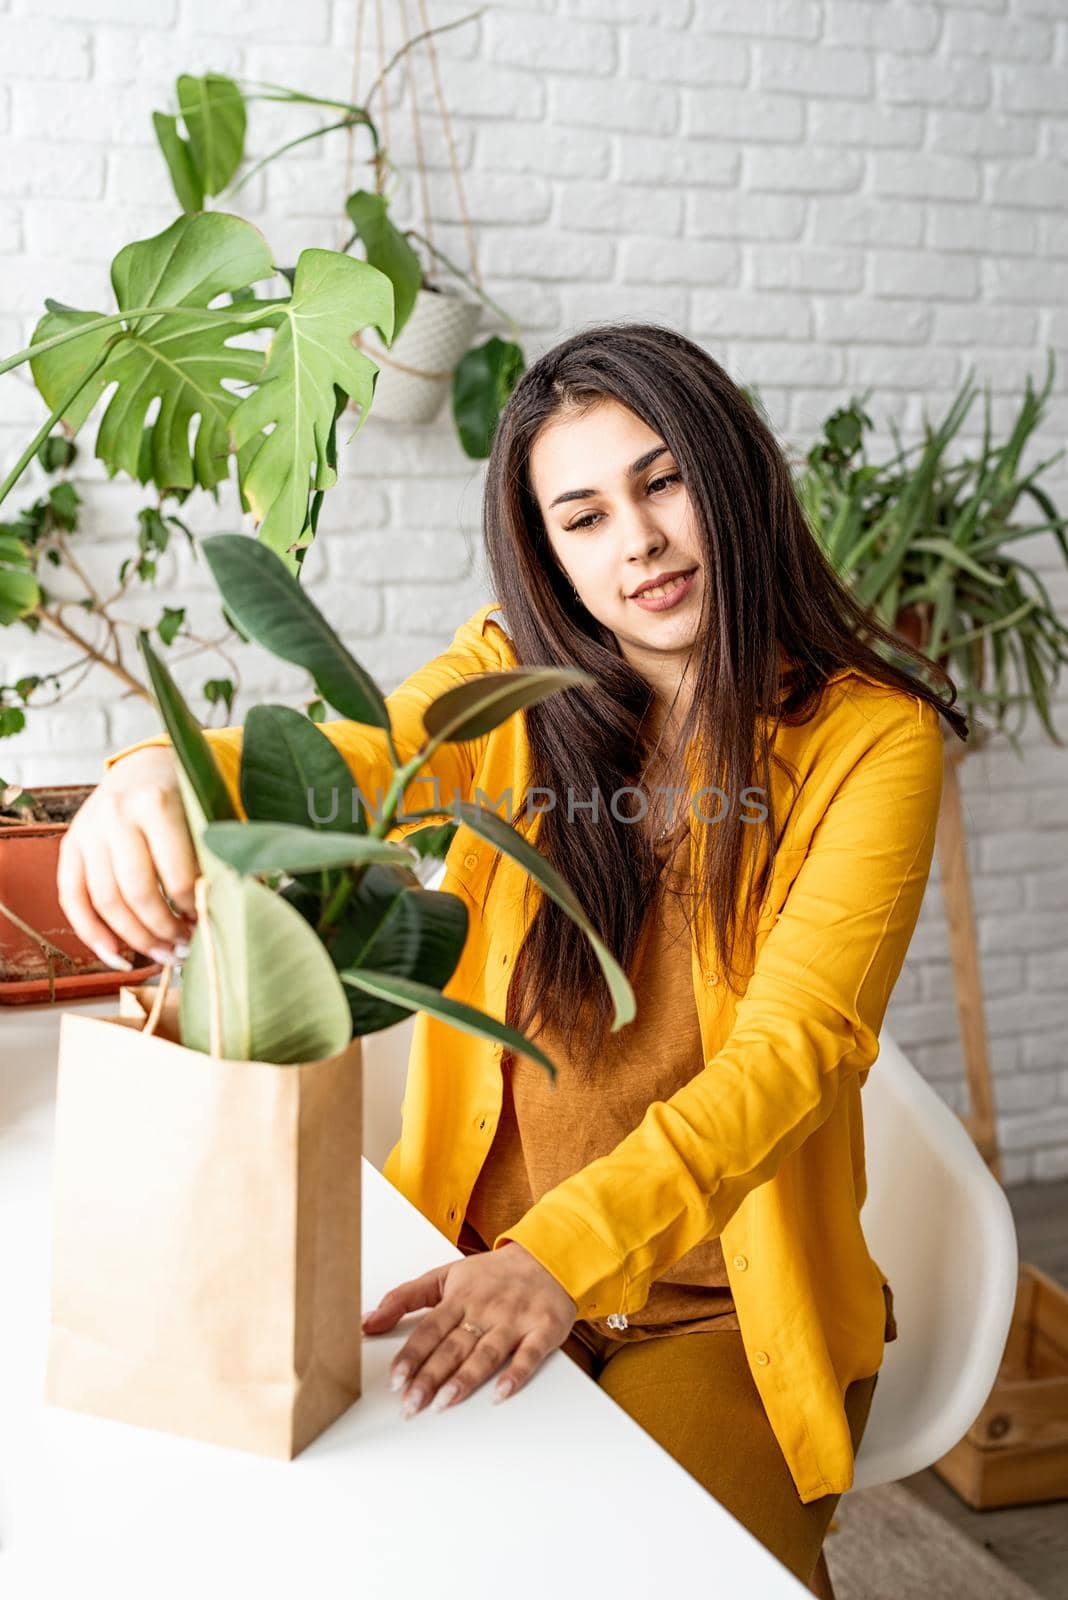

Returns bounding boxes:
[0,996,807,1599]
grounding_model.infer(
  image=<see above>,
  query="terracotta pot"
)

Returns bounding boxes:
[0,784,160,1005]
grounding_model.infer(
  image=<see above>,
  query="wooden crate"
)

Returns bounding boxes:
[934,1263,1068,1509]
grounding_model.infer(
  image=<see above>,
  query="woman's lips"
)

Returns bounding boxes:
[629,568,698,612]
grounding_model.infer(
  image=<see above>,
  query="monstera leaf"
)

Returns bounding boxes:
[227,248,394,564]
[15,216,397,555]
[345,189,422,340]
[154,73,247,213]
[28,213,273,494]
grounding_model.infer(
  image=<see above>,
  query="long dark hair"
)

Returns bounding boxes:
[481,322,968,1077]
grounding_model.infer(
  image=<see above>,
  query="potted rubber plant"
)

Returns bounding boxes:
[0,441,243,1002]
[0,207,396,997]
[796,353,1068,758]
[44,528,636,1460]
[152,63,525,457]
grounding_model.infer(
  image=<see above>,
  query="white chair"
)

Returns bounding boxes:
[361,916,1020,1492]
[852,1027,1018,1489]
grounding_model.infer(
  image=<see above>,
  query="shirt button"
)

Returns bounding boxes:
[448,1205,457,1220]
[703,969,719,986]
[478,1117,486,1130]
[463,852,479,869]
[732,1254,749,1271]
[606,1312,628,1330]
[754,1350,770,1366]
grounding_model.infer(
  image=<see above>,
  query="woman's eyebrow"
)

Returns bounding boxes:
[548,444,670,509]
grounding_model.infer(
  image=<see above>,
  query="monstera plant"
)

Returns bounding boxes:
[150,65,525,459]
[0,210,393,572]
[141,532,636,1069]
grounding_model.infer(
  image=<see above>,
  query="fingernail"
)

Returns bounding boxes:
[172,941,191,960]
[389,1366,409,1392]
[401,1387,425,1418]
[431,1383,458,1412]
[492,1379,514,1404]
[98,949,133,972]
[149,946,175,964]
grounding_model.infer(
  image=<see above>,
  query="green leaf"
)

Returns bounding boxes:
[422,665,596,746]
[327,875,469,1033]
[176,72,246,197]
[203,676,235,716]
[157,606,185,646]
[152,111,205,213]
[28,212,274,494]
[179,865,352,1062]
[0,706,26,737]
[227,248,395,564]
[452,335,525,459]
[202,818,413,876]
[137,629,237,828]
[199,533,390,727]
[345,189,421,339]
[0,535,40,624]
[240,703,365,832]
[340,967,558,1082]
[454,798,636,1033]
[36,434,77,473]
[48,481,80,529]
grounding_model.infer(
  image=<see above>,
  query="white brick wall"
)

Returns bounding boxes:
[1,0,1066,1177]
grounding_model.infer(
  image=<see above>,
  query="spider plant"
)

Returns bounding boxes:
[797,352,1068,757]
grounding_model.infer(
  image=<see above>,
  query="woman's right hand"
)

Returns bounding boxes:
[57,746,200,971]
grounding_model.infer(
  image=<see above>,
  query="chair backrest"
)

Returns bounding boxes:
[852,1029,1018,1491]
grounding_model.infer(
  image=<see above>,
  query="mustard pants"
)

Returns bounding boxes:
[561,1322,877,1587]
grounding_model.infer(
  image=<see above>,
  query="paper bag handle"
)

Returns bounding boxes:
[139,880,222,1058]
[193,875,224,1059]
[142,959,173,1037]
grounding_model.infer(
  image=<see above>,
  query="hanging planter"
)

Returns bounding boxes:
[356,284,482,425]
[0,784,160,1004]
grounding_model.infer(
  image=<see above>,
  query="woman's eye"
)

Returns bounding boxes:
[564,474,681,532]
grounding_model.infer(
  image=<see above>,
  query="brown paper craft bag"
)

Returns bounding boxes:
[45,977,363,1458]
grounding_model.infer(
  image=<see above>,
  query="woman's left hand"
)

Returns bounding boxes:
[362,1241,578,1416]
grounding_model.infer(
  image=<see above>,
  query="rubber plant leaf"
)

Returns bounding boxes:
[239,702,368,832]
[340,967,559,1083]
[136,631,350,1062]
[200,533,390,728]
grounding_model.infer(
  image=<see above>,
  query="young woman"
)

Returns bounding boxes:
[59,324,967,1593]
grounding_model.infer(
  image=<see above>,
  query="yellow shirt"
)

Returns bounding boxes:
[106,600,945,1503]
[461,818,739,1340]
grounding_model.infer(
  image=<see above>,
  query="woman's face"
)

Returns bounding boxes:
[529,397,706,673]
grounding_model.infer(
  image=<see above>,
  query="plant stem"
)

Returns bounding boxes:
[404,227,519,337]
[35,608,152,700]
[0,895,81,967]
[0,342,116,508]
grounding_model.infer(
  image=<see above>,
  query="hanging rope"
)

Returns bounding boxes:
[337,0,368,248]
[416,0,482,291]
[399,0,434,258]
[374,0,390,191]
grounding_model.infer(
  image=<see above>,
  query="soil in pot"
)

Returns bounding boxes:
[0,783,160,1004]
